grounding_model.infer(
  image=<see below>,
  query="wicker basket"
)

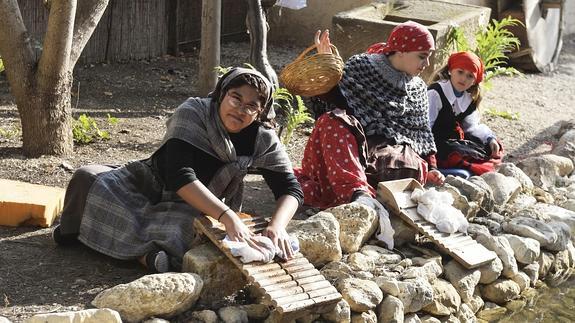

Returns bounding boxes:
[279,44,344,97]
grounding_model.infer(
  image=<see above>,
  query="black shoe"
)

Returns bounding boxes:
[52,225,79,246]
[145,250,170,273]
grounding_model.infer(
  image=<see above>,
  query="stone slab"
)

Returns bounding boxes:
[332,0,491,82]
[0,179,65,227]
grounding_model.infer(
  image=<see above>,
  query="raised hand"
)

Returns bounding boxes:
[427,169,445,185]
[489,138,502,158]
[314,29,332,54]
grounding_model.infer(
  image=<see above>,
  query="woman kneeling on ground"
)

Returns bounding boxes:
[53,68,303,272]
[294,22,445,248]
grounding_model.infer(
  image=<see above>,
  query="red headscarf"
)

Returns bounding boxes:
[448,51,485,84]
[366,21,435,54]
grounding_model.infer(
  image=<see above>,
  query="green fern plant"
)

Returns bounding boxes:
[273,88,314,145]
[72,114,110,144]
[443,17,523,85]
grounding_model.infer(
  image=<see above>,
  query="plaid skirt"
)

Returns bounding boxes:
[78,160,200,260]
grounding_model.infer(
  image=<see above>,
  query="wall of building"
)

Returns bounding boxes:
[267,0,373,46]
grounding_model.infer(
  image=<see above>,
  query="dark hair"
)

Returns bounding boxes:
[218,73,275,127]
[432,64,483,108]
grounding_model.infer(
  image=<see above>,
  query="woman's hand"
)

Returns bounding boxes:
[427,169,445,185]
[489,138,502,158]
[314,29,332,54]
[263,224,294,260]
[220,211,269,253]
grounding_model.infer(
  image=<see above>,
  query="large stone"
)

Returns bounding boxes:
[443,260,480,303]
[553,129,575,164]
[422,279,461,316]
[498,163,534,193]
[182,242,245,304]
[546,221,571,251]
[332,1,490,83]
[480,279,521,305]
[501,217,557,250]
[480,172,521,206]
[377,277,434,313]
[517,156,561,189]
[478,257,503,284]
[360,244,403,265]
[321,299,351,323]
[325,203,379,254]
[511,271,530,292]
[377,295,404,323]
[455,303,476,323]
[502,234,540,265]
[0,179,65,227]
[336,278,383,312]
[538,251,555,278]
[289,211,342,266]
[522,263,540,286]
[468,176,497,212]
[24,309,122,323]
[347,252,375,272]
[470,226,517,279]
[218,306,248,323]
[405,313,422,323]
[476,303,507,322]
[351,310,377,323]
[92,273,203,323]
[189,310,218,323]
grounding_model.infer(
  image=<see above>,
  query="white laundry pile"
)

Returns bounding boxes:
[410,188,469,234]
[222,235,300,263]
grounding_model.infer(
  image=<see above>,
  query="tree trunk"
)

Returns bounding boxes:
[0,0,109,157]
[246,0,278,87]
[198,0,221,96]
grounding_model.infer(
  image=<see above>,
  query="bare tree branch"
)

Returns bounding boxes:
[70,0,109,66]
[37,0,76,91]
[0,0,36,97]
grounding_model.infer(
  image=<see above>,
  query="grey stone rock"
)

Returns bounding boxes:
[480,172,522,206]
[480,279,521,305]
[422,279,461,316]
[325,203,379,254]
[289,211,342,266]
[444,260,480,303]
[336,278,383,312]
[498,163,534,193]
[321,299,351,323]
[24,309,122,323]
[377,295,404,323]
[219,306,248,323]
[351,310,377,323]
[92,273,203,323]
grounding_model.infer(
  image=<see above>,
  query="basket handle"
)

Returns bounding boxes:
[294,44,340,62]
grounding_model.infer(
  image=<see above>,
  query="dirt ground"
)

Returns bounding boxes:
[1,36,575,322]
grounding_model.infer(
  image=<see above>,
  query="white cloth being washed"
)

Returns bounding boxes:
[223,235,300,263]
[411,188,468,234]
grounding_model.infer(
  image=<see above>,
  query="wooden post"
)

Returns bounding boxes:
[166,0,180,56]
[198,0,221,96]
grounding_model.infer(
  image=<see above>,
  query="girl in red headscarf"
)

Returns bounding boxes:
[427,51,503,176]
[294,21,444,215]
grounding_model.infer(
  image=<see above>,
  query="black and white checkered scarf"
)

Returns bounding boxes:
[339,53,436,156]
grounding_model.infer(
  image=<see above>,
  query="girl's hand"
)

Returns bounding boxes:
[314,29,332,54]
[489,139,502,158]
[263,224,294,260]
[427,169,445,185]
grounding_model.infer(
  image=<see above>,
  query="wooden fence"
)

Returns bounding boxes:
[18,0,248,63]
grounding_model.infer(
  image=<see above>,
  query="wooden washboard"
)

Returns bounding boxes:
[378,179,497,269]
[193,213,341,321]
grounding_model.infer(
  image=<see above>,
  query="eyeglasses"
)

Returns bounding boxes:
[226,92,262,116]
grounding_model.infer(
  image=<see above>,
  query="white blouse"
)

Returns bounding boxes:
[428,79,495,144]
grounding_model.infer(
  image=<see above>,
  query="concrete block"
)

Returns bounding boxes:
[0,179,65,227]
[332,0,491,83]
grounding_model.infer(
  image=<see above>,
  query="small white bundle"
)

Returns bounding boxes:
[411,188,468,234]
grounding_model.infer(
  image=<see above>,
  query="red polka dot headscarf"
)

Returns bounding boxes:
[448,51,485,84]
[366,21,435,54]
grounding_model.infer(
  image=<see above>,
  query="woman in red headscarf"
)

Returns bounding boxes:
[294,21,444,218]
[427,51,503,176]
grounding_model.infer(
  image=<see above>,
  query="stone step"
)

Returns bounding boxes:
[0,179,65,227]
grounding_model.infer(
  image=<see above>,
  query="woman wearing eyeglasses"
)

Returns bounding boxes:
[53,68,303,273]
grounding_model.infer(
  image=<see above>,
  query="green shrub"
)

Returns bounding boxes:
[0,125,20,139]
[72,114,110,144]
[0,57,4,73]
[484,107,519,120]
